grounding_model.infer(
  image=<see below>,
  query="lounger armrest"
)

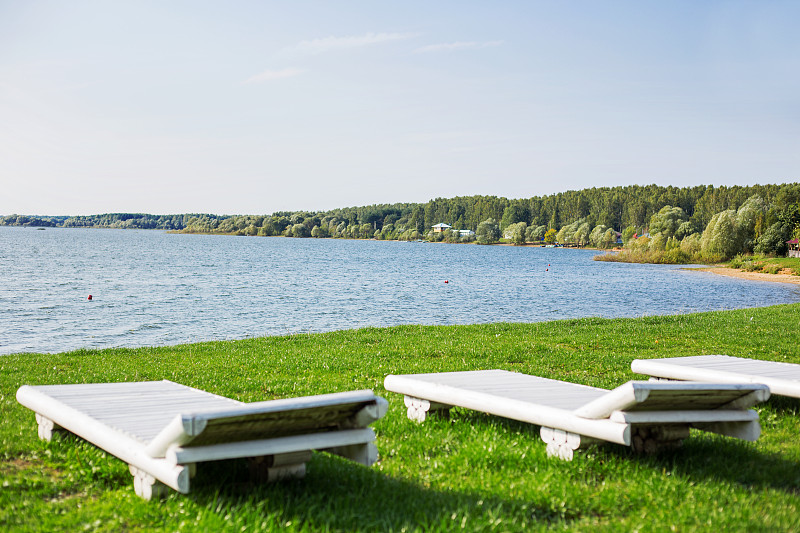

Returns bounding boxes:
[351,397,389,427]
[145,415,202,457]
[165,427,377,465]
[574,381,770,420]
[608,409,759,424]
[573,382,650,419]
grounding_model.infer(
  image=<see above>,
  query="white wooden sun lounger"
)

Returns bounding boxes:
[17,381,388,499]
[632,355,800,399]
[384,370,769,461]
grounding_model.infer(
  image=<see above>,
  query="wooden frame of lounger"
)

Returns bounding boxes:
[17,381,388,499]
[384,370,769,461]
[631,355,800,399]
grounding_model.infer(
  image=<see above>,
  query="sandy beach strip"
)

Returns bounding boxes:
[694,267,800,285]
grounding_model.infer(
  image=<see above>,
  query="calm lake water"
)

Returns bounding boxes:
[2,226,798,355]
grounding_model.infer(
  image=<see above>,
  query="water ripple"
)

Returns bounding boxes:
[1,226,798,355]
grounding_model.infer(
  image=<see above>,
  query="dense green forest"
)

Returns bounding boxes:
[3,183,799,261]
[0,213,223,230]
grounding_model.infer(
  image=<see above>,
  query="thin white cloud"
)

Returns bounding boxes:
[414,40,504,53]
[243,67,305,84]
[294,32,417,54]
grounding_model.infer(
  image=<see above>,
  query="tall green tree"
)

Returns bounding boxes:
[649,206,688,238]
[476,218,501,244]
[500,203,529,230]
[700,210,739,260]
[504,222,527,245]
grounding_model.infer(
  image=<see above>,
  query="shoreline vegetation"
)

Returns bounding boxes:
[596,249,800,284]
[695,266,800,285]
[3,305,800,530]
[2,183,799,260]
[698,255,800,284]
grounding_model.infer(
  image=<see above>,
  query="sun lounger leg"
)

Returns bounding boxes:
[35,413,63,441]
[323,442,379,466]
[404,396,451,422]
[693,420,761,442]
[540,427,589,461]
[247,451,311,482]
[130,466,170,500]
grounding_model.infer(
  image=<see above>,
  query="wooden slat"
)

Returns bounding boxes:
[23,381,241,443]
[62,384,234,442]
[610,409,759,424]
[397,370,606,411]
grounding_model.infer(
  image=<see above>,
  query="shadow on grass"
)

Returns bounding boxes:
[24,425,579,530]
[188,454,576,530]
[601,436,800,494]
[440,409,800,495]
[763,395,800,415]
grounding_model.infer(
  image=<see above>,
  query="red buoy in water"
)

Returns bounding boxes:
[88,295,92,300]
[444,280,449,284]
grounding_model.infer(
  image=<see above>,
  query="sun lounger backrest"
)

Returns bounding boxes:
[145,389,387,457]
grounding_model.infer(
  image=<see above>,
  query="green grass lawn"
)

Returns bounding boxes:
[3,305,800,531]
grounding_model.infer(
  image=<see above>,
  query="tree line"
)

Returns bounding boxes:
[0,213,222,230]
[3,183,798,259]
[597,188,800,263]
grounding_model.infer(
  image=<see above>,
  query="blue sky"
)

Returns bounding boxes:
[1,1,798,216]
